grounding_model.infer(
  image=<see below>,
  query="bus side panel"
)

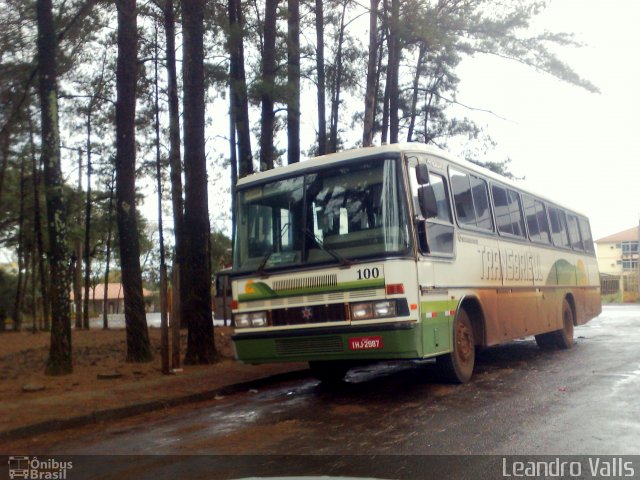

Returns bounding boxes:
[434,233,501,346]
[419,299,453,357]
[581,254,602,324]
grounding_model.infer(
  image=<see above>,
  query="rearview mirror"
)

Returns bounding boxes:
[418,185,438,219]
[415,164,430,185]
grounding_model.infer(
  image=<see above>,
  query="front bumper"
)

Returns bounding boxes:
[232,321,422,363]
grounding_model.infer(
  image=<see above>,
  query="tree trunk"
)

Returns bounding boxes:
[37,0,72,375]
[102,171,115,329]
[228,0,253,177]
[182,0,215,364]
[259,0,278,171]
[328,2,348,154]
[154,22,170,374]
[380,0,390,144]
[407,42,426,142]
[13,153,26,331]
[0,131,10,210]
[82,113,92,330]
[387,0,401,144]
[229,85,238,257]
[162,0,188,331]
[362,0,379,147]
[115,0,152,363]
[31,244,38,333]
[27,111,50,331]
[314,0,327,155]
[287,0,300,164]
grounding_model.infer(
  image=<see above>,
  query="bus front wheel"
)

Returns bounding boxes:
[437,308,475,383]
[535,299,574,350]
[309,361,350,384]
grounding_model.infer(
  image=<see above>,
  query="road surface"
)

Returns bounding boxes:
[4,305,640,479]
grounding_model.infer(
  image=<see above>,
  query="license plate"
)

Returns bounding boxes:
[349,336,383,350]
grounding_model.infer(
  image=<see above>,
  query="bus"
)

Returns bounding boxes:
[229,143,601,383]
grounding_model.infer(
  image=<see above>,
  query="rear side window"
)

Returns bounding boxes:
[492,185,525,237]
[522,195,551,244]
[566,214,584,250]
[578,217,595,254]
[548,207,570,248]
[450,168,493,231]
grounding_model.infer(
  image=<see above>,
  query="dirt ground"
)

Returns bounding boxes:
[0,326,234,403]
[0,325,306,439]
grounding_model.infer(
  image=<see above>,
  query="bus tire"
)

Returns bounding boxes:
[309,361,349,384]
[535,299,574,350]
[436,308,475,384]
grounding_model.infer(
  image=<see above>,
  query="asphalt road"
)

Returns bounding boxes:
[5,305,640,479]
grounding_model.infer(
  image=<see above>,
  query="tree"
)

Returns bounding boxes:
[386,0,401,143]
[115,0,152,362]
[227,0,253,177]
[259,0,279,171]
[286,0,300,164]
[160,0,189,334]
[362,0,379,147]
[182,0,215,364]
[314,0,327,155]
[37,0,73,375]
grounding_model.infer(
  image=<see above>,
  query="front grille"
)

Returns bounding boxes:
[271,303,347,326]
[275,336,344,356]
[272,274,338,293]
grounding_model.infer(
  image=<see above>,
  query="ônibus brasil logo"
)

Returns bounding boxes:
[8,457,73,480]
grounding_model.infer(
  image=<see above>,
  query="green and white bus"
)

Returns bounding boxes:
[230,144,601,383]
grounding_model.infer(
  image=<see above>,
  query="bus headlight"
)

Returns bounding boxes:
[351,302,373,320]
[235,314,251,328]
[250,312,267,327]
[234,311,268,328]
[350,300,397,320]
[373,301,396,318]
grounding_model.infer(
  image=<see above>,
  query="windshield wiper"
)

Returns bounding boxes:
[254,223,290,277]
[255,251,272,277]
[302,228,352,268]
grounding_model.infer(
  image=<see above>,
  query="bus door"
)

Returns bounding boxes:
[408,154,456,354]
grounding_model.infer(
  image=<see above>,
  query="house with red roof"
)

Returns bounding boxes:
[70,283,155,316]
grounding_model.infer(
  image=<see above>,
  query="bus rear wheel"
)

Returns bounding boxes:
[437,308,475,383]
[309,360,350,384]
[535,298,574,350]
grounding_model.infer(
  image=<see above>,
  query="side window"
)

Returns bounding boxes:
[470,176,492,230]
[450,167,493,231]
[429,174,453,223]
[548,206,570,248]
[566,214,584,250]
[522,195,551,244]
[578,217,595,254]
[492,185,525,237]
[450,168,475,226]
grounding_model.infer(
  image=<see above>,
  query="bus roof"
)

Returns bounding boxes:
[235,143,587,218]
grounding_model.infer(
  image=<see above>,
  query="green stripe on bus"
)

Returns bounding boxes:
[238,278,385,302]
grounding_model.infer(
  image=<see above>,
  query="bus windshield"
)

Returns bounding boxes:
[233,156,410,273]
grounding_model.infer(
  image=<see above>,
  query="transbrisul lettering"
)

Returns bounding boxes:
[478,246,543,282]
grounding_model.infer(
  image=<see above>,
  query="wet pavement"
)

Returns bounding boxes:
[5,305,640,477]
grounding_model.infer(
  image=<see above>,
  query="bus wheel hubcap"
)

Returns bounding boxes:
[456,324,472,363]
